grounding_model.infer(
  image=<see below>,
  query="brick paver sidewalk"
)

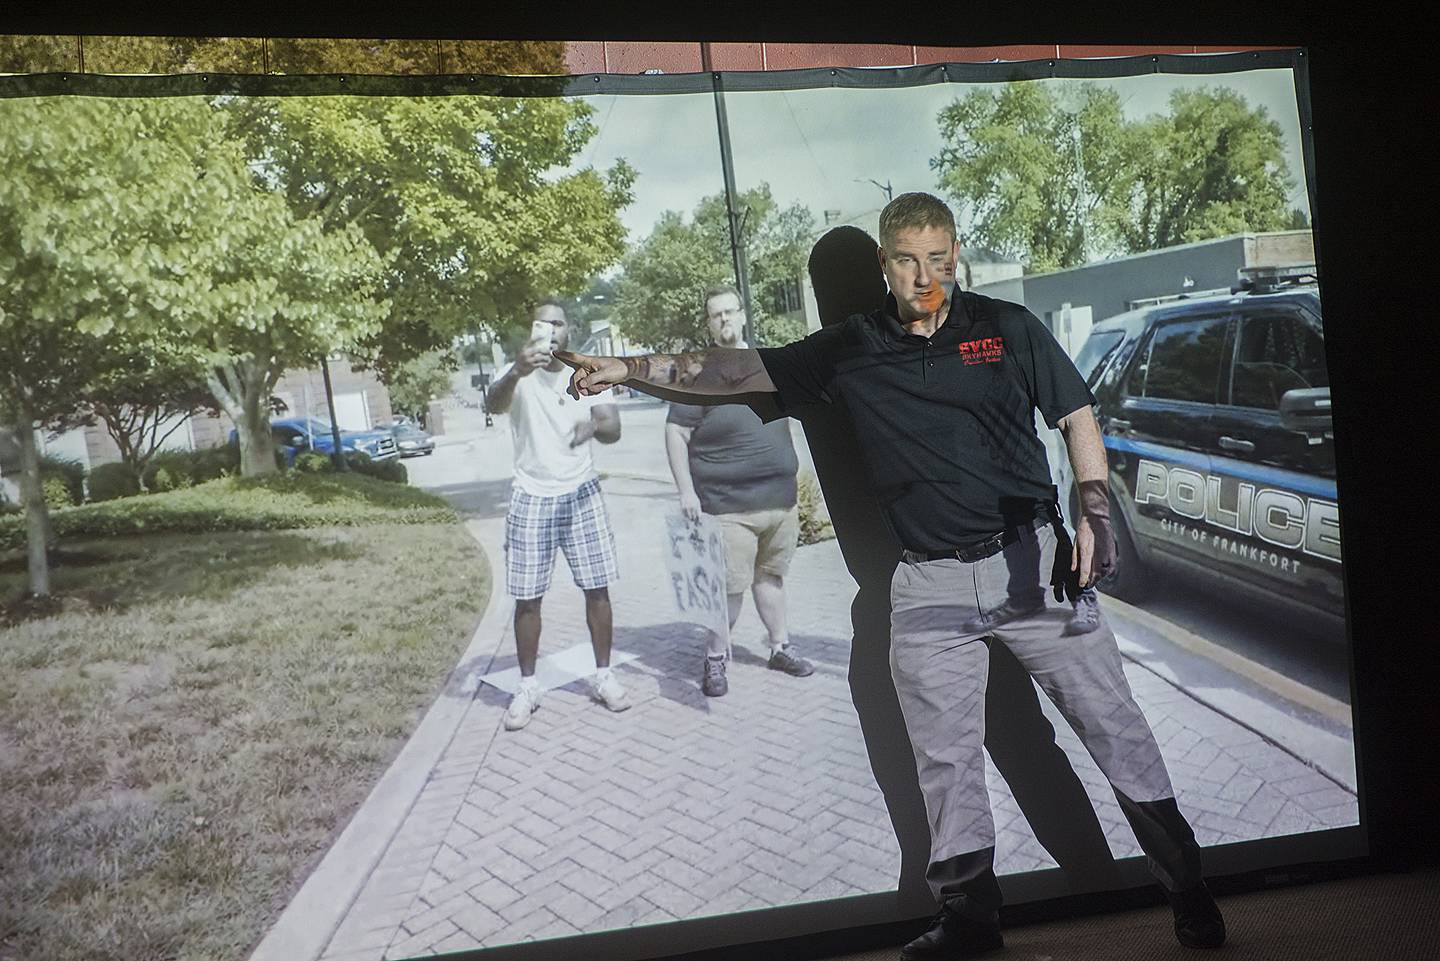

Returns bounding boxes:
[315,475,1358,961]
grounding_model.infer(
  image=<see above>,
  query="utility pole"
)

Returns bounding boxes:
[700,43,757,346]
[473,327,493,428]
[320,353,348,471]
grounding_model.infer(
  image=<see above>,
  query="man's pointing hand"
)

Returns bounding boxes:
[552,350,629,400]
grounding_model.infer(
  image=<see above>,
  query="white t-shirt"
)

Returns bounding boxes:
[503,362,605,497]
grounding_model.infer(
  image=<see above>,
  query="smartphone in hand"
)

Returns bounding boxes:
[528,319,552,355]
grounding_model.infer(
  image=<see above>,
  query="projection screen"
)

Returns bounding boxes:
[0,49,1361,961]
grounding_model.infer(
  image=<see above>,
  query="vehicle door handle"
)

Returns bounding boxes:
[1218,435,1255,452]
[1109,418,1132,431]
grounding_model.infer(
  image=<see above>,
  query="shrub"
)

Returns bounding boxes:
[38,454,86,508]
[796,469,834,546]
[293,451,335,474]
[146,465,183,493]
[42,475,75,511]
[345,451,407,485]
[0,472,456,551]
[87,462,142,502]
[142,446,241,491]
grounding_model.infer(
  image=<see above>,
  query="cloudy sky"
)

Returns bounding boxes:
[564,67,1310,262]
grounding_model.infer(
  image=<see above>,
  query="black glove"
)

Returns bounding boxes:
[1072,481,1120,590]
[1050,526,1082,603]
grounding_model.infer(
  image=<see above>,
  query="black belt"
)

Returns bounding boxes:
[901,509,1063,565]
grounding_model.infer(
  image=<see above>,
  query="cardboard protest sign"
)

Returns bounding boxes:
[663,512,729,649]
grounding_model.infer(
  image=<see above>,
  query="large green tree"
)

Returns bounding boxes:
[1,95,392,599]
[1096,87,1295,253]
[221,95,634,381]
[933,82,1133,271]
[80,98,393,480]
[0,97,234,594]
[932,82,1296,271]
[613,184,814,352]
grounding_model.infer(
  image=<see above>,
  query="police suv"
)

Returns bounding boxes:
[1061,266,1341,621]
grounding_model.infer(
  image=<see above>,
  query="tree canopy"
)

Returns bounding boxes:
[0,35,567,76]
[224,94,634,379]
[613,184,813,352]
[1,82,636,590]
[387,350,457,422]
[933,82,1297,271]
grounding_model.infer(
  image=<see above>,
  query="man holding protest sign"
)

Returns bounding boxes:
[665,285,814,697]
[554,194,1225,957]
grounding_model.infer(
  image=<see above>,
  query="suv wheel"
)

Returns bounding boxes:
[1100,498,1151,603]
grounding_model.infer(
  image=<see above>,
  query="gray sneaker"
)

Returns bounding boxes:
[963,597,1046,633]
[1063,589,1101,636]
[767,646,815,677]
[702,655,728,697]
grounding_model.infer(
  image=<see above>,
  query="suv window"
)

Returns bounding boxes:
[1129,314,1229,403]
[273,426,305,445]
[1073,330,1125,386]
[1228,309,1329,410]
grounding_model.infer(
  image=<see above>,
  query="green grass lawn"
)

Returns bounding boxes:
[0,479,490,961]
[0,471,457,552]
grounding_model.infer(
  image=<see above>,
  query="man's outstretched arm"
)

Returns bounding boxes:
[553,347,775,401]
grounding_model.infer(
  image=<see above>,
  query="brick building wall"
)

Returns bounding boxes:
[561,42,1291,75]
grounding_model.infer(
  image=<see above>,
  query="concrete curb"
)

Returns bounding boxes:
[1104,593,1353,727]
[1105,592,1359,793]
[247,522,511,961]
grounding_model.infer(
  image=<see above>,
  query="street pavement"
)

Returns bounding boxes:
[266,396,1360,961]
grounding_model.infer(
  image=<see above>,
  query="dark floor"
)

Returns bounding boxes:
[828,869,1440,961]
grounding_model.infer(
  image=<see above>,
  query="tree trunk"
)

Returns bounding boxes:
[236,385,279,477]
[206,360,280,477]
[14,415,50,597]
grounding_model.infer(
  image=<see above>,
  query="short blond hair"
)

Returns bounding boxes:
[878,192,956,249]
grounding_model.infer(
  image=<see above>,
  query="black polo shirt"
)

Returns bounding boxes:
[756,291,1095,553]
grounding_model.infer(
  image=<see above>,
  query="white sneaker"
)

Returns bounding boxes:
[503,681,542,731]
[592,669,632,713]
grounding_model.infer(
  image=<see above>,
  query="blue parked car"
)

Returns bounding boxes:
[230,417,400,467]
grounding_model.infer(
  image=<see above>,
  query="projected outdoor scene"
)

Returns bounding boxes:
[0,59,1356,961]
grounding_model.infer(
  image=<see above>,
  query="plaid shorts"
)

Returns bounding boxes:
[504,477,619,599]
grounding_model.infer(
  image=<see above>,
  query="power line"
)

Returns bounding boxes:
[581,93,619,171]
[780,89,838,199]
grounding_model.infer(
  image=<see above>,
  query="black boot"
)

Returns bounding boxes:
[900,898,1004,960]
[1167,881,1226,949]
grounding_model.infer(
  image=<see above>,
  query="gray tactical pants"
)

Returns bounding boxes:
[889,520,1203,918]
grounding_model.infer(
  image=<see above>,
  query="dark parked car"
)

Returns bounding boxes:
[390,422,435,457]
[1066,265,1341,621]
[230,417,400,467]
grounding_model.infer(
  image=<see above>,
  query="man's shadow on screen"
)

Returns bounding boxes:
[791,227,1121,910]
